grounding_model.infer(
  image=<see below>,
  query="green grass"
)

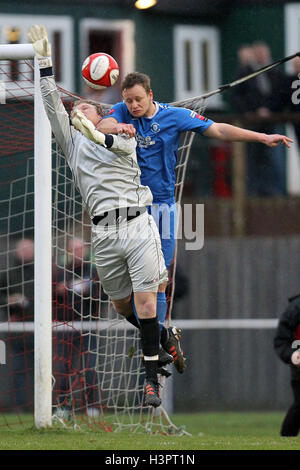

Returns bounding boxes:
[0,412,299,450]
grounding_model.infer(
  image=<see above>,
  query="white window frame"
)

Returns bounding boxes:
[80,18,135,87]
[174,25,222,108]
[285,4,300,73]
[284,4,300,195]
[0,14,74,91]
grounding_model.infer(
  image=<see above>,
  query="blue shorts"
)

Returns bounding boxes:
[147,203,177,269]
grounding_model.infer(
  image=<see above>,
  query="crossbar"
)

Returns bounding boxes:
[0,44,34,60]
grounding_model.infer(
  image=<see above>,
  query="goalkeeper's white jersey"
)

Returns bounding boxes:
[40,75,153,218]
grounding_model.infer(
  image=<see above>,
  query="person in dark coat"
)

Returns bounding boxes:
[274,294,300,436]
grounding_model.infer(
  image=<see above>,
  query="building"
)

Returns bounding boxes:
[1,1,300,411]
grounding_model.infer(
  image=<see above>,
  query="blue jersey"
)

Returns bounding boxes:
[103,101,214,203]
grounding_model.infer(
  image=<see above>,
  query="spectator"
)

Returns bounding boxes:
[231,44,257,114]
[0,238,34,410]
[53,237,99,322]
[0,238,34,322]
[274,294,300,436]
[231,41,287,196]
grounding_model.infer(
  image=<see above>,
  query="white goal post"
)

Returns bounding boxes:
[0,44,52,428]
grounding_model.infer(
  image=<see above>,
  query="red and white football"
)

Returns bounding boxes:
[81,53,119,90]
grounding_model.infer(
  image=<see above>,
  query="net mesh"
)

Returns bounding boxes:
[0,59,204,433]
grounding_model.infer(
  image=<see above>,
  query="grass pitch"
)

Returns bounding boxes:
[0,411,299,450]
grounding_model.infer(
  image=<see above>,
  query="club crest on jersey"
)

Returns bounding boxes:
[151,122,160,133]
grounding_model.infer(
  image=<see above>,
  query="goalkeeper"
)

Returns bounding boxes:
[29,25,169,408]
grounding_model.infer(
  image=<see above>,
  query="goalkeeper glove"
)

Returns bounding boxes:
[28,24,52,69]
[71,110,106,146]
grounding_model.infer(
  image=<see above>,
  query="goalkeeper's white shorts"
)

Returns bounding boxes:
[91,211,168,300]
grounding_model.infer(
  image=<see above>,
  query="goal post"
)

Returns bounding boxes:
[0,44,52,428]
[33,55,52,428]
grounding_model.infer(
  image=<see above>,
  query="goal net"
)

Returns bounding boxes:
[0,55,201,434]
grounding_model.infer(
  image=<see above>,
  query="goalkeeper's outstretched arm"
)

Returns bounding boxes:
[28,25,75,159]
[39,76,75,159]
[29,25,137,160]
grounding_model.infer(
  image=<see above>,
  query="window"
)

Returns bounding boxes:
[174,25,221,108]
[0,14,74,90]
[80,19,135,103]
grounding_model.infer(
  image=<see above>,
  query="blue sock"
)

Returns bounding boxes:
[157,292,167,332]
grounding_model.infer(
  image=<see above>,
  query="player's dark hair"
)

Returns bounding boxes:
[121,72,151,94]
[71,99,104,117]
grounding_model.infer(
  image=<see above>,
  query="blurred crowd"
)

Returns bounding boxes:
[0,236,101,413]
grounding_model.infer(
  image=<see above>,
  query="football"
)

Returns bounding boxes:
[81,53,119,90]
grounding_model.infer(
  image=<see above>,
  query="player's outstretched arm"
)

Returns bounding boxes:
[203,122,293,148]
[263,134,293,148]
[98,117,136,137]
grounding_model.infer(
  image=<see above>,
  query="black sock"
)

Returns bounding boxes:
[140,316,160,382]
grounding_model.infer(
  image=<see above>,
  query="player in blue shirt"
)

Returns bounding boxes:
[104,100,213,205]
[98,72,293,374]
